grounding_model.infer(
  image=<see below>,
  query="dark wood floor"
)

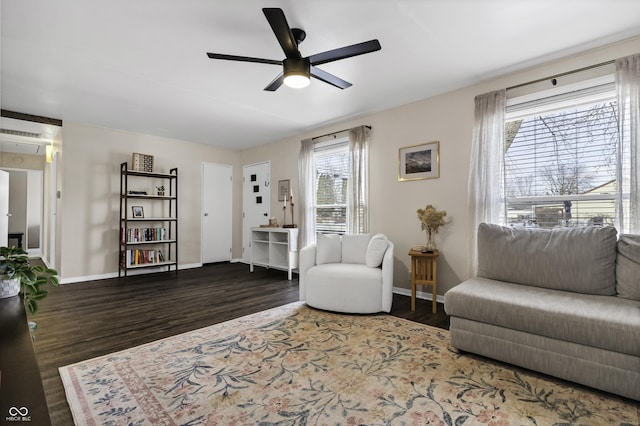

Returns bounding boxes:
[30,262,449,425]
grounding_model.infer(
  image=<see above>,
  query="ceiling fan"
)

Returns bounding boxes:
[206,8,381,91]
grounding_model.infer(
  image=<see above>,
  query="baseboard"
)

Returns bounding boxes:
[393,286,445,305]
[60,263,202,284]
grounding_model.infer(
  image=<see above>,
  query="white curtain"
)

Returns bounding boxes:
[467,89,506,276]
[298,138,315,249]
[615,54,640,234]
[347,126,370,234]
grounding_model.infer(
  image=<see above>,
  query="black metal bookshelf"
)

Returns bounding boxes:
[119,162,178,277]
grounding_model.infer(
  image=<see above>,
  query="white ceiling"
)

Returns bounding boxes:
[2,0,640,151]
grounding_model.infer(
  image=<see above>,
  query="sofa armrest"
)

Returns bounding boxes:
[381,241,394,312]
[299,243,317,301]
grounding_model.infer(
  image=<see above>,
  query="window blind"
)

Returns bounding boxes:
[504,81,622,228]
[314,140,349,233]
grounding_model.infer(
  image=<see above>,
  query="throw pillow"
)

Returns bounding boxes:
[341,234,371,264]
[316,233,342,265]
[366,234,388,267]
[616,234,640,301]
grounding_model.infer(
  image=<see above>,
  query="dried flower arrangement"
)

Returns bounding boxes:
[416,204,447,252]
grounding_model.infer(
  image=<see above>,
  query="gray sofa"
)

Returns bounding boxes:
[445,223,640,401]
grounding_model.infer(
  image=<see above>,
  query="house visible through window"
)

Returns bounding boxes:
[504,75,629,228]
[314,138,349,233]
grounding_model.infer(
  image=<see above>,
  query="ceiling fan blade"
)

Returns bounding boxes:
[262,8,300,59]
[311,66,352,90]
[207,52,282,66]
[308,39,381,66]
[264,72,285,91]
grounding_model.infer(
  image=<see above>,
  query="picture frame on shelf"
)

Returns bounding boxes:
[278,179,290,201]
[132,206,144,218]
[398,140,440,181]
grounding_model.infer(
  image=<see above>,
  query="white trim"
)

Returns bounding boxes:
[393,286,445,305]
[60,263,202,284]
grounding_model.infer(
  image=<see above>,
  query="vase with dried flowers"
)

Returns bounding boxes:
[417,204,447,252]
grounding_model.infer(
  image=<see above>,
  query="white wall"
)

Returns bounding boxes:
[59,123,242,281]
[240,37,640,296]
[55,37,640,291]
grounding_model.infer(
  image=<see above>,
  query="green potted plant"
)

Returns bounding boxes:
[0,246,59,314]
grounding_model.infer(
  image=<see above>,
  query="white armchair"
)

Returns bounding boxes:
[299,233,394,313]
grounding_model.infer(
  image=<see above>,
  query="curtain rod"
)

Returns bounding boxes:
[506,59,615,91]
[311,125,371,141]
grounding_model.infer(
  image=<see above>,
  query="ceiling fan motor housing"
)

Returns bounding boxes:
[283,57,311,87]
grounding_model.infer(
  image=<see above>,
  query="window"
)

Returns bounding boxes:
[298,125,369,246]
[314,139,349,233]
[504,76,629,228]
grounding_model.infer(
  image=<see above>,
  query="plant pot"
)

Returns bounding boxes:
[0,277,20,299]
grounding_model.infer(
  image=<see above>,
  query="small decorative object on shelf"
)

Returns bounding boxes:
[417,204,448,253]
[283,191,297,228]
[282,194,288,226]
[156,185,165,196]
[132,152,154,172]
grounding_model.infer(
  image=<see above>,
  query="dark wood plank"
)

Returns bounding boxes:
[28,262,448,425]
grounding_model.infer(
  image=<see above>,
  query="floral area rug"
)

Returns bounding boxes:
[60,302,639,425]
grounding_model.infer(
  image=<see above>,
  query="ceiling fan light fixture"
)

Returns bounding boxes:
[283,58,310,88]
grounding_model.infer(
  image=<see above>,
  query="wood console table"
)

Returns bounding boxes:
[408,249,439,313]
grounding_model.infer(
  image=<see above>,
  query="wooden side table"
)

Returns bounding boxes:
[408,249,439,313]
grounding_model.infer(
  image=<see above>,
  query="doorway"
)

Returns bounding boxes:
[2,168,43,255]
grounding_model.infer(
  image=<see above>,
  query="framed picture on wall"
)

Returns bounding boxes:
[398,141,440,181]
[132,206,144,218]
[278,179,290,201]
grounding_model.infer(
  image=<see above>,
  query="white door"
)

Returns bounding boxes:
[202,163,232,263]
[242,162,270,263]
[0,170,8,247]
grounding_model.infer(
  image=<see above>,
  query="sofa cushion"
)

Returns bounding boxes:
[342,234,371,264]
[477,223,617,295]
[445,277,640,357]
[616,234,640,301]
[316,233,341,265]
[365,234,388,267]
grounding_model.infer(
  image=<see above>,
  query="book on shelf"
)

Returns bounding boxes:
[121,227,167,243]
[121,249,166,267]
